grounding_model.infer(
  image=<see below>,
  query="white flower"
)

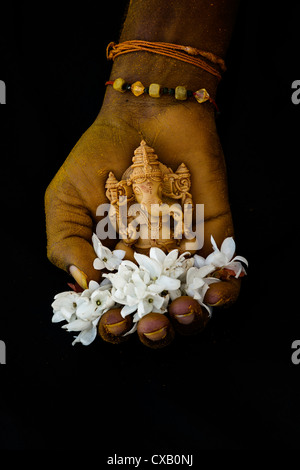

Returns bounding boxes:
[63,287,115,346]
[136,291,165,319]
[80,279,111,298]
[52,234,249,345]
[134,251,181,294]
[75,288,115,321]
[148,247,193,279]
[145,248,194,300]
[52,279,116,346]
[106,263,166,320]
[182,265,219,315]
[51,291,80,323]
[194,236,248,278]
[63,318,100,346]
[103,248,200,322]
[103,262,138,304]
[92,233,125,271]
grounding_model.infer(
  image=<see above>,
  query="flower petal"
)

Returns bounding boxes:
[99,277,112,287]
[60,306,77,322]
[193,254,206,268]
[92,233,101,257]
[112,249,126,260]
[132,270,147,291]
[169,289,182,301]
[63,319,91,331]
[190,277,205,289]
[138,299,153,316]
[197,264,216,277]
[163,249,179,268]
[93,258,105,270]
[186,267,198,284]
[152,295,165,310]
[81,326,98,345]
[204,277,221,285]
[231,255,249,267]
[116,276,129,290]
[106,256,123,271]
[121,260,138,271]
[220,237,235,261]
[210,235,219,252]
[121,304,138,317]
[53,291,78,301]
[112,288,126,301]
[149,247,166,265]
[148,283,164,294]
[52,311,66,323]
[201,302,213,317]
[205,251,227,267]
[134,253,162,279]
[73,326,97,346]
[156,275,181,291]
[122,323,138,336]
[88,280,100,292]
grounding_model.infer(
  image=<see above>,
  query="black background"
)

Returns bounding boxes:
[0,0,299,453]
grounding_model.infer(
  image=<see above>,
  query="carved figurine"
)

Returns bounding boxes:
[105,140,197,259]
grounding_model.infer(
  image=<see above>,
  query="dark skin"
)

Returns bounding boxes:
[45,0,242,347]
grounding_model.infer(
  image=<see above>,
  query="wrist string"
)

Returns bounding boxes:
[105,78,220,113]
[106,40,226,81]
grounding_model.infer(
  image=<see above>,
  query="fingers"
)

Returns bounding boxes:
[168,295,210,335]
[204,277,241,307]
[97,279,240,349]
[98,308,133,344]
[137,313,175,348]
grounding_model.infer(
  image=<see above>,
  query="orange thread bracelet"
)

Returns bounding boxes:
[106,40,226,81]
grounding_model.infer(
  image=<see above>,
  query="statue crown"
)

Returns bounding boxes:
[130,140,162,183]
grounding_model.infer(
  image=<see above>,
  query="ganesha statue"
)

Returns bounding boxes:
[105,140,200,259]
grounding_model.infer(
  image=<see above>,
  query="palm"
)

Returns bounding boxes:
[46,103,233,284]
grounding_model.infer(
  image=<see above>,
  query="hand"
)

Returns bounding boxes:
[46,0,242,347]
[45,84,242,347]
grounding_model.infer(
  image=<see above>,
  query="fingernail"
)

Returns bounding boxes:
[174,311,195,325]
[143,326,168,342]
[69,265,88,290]
[105,320,128,336]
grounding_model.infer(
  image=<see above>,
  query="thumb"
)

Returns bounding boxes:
[52,237,101,290]
[47,231,102,289]
[45,184,102,289]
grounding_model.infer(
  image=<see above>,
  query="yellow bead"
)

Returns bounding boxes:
[149,83,161,98]
[131,81,145,96]
[194,88,210,103]
[175,86,187,100]
[113,77,126,93]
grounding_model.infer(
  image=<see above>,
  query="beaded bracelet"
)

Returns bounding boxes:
[105,78,219,112]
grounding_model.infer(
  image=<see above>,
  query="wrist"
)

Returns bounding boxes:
[100,0,239,116]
